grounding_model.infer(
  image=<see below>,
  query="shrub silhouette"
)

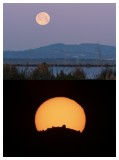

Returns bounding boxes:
[3,64,26,80]
[72,67,86,80]
[3,64,115,80]
[3,64,29,80]
[96,68,116,80]
[28,63,54,80]
[55,70,74,80]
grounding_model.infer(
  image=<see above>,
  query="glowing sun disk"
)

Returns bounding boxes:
[35,97,86,132]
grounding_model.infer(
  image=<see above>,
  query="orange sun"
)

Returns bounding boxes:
[35,97,86,132]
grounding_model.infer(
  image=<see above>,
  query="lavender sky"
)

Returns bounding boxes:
[3,3,116,50]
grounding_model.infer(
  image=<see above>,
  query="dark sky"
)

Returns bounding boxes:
[4,81,116,157]
[3,3,116,50]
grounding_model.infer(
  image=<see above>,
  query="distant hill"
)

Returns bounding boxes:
[33,126,85,156]
[38,125,81,135]
[3,43,116,60]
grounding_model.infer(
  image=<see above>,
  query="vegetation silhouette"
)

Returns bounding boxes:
[96,68,116,80]
[3,64,116,80]
[29,63,54,80]
[3,64,28,80]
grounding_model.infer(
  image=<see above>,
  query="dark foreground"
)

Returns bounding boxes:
[3,64,116,80]
[3,126,116,157]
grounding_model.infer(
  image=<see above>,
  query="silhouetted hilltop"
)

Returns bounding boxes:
[4,43,116,59]
[36,125,82,141]
[39,125,81,133]
[31,125,86,156]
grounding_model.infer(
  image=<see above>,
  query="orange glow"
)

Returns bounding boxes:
[35,97,86,132]
[36,12,50,25]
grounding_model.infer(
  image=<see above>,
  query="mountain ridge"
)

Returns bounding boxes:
[4,43,116,60]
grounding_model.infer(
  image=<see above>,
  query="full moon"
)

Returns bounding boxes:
[36,12,50,25]
[35,97,86,132]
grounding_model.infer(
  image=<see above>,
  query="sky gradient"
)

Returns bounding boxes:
[3,3,116,50]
